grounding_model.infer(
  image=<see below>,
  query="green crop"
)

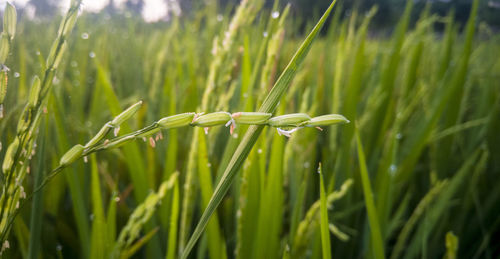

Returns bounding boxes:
[0,0,498,258]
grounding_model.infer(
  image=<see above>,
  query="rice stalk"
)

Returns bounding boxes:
[292,179,353,258]
[0,0,82,249]
[110,173,178,259]
[0,2,16,119]
[181,1,339,258]
[179,0,263,250]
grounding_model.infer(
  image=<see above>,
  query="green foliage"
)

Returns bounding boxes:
[0,0,499,258]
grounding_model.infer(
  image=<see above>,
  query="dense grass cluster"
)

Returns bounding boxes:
[0,0,499,258]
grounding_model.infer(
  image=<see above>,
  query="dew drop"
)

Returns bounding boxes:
[217,14,223,22]
[257,148,262,154]
[14,72,20,78]
[272,11,280,19]
[207,163,212,168]
[303,162,310,169]
[396,133,402,140]
[89,51,96,58]
[81,32,89,39]
[89,213,94,221]
[114,196,121,202]
[263,31,268,38]
[35,51,40,55]
[389,164,397,175]
[56,244,62,251]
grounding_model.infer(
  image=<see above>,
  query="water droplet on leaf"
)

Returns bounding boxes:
[389,164,397,175]
[304,162,310,168]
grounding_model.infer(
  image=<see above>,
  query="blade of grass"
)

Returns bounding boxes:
[197,129,227,259]
[89,154,107,259]
[180,1,338,258]
[51,96,90,256]
[166,174,179,259]
[94,60,162,258]
[106,190,118,255]
[253,121,285,259]
[27,121,46,259]
[355,126,385,259]
[331,7,373,192]
[235,138,262,259]
[319,164,332,259]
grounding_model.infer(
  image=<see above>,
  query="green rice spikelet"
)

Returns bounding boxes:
[28,76,41,108]
[84,123,112,148]
[157,113,195,129]
[4,3,17,40]
[110,101,143,127]
[2,137,19,173]
[304,114,350,127]
[192,112,231,127]
[61,11,78,37]
[0,69,7,104]
[52,41,68,69]
[0,33,9,63]
[59,144,85,166]
[232,112,272,125]
[268,113,311,127]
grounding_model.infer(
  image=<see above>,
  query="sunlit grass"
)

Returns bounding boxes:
[0,0,499,258]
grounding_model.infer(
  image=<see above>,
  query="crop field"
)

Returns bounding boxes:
[0,0,499,258]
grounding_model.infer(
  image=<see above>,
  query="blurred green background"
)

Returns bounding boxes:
[0,0,499,258]
[12,0,500,28]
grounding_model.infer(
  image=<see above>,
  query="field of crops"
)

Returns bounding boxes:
[0,0,499,258]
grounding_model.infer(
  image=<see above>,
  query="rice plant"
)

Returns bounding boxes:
[0,0,499,258]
